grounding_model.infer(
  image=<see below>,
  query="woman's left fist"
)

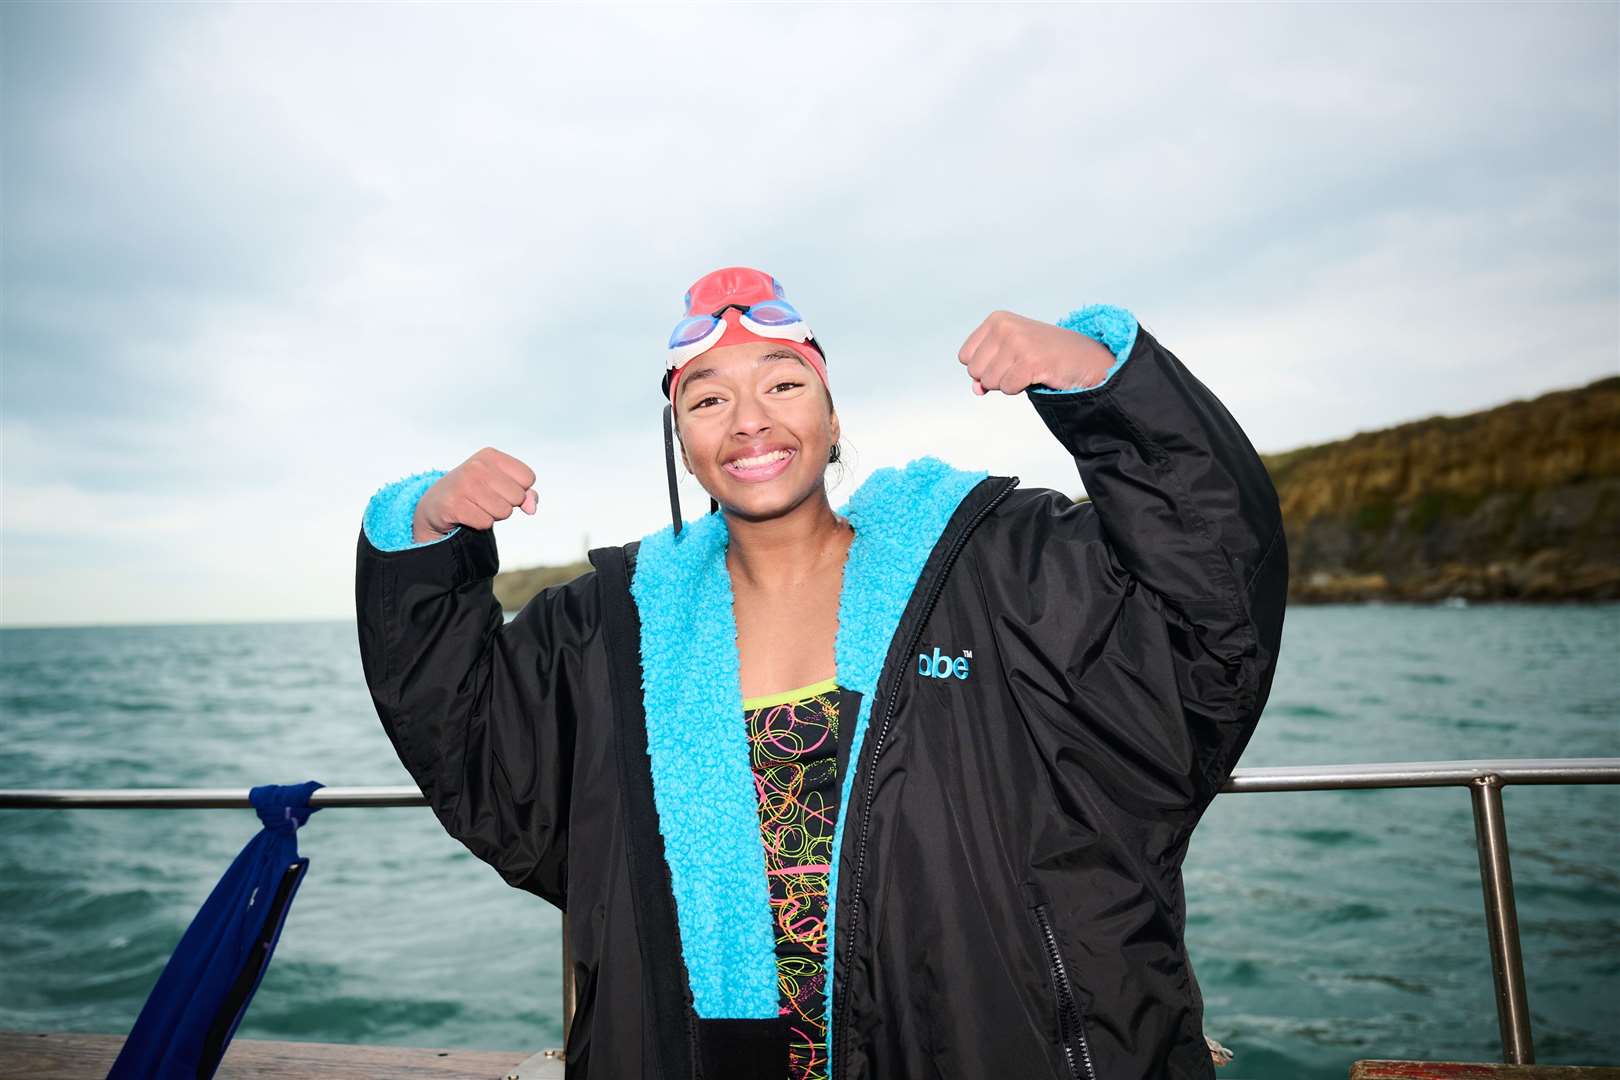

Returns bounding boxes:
[957,310,1116,396]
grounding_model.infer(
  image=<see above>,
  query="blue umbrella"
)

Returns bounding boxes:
[108,780,323,1080]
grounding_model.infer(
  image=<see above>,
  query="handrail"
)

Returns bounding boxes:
[4,756,1616,1067]
[4,758,1614,808]
[0,784,429,809]
[1224,756,1620,790]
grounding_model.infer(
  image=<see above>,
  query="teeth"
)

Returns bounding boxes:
[727,449,792,470]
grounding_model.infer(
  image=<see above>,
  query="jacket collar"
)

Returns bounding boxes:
[627,455,989,1021]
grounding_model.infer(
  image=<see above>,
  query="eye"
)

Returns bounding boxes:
[770,381,804,393]
[690,395,722,410]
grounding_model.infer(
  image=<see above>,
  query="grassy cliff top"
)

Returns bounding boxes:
[1259,375,1620,522]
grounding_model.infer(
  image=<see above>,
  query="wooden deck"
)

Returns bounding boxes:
[6,1033,1615,1079]
[0,1031,564,1079]
[1351,1062,1620,1079]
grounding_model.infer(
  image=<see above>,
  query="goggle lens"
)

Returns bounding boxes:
[669,315,720,350]
[667,300,806,351]
[738,299,800,327]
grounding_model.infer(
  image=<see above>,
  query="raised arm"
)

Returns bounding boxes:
[1029,307,1286,685]
[354,452,586,907]
[962,305,1288,818]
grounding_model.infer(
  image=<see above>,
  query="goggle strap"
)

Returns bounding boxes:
[663,403,683,537]
[662,403,721,536]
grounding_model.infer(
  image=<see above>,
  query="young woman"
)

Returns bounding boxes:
[355,266,1288,1080]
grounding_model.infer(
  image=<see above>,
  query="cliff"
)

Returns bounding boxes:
[493,375,1620,609]
[493,559,593,613]
[1259,375,1620,603]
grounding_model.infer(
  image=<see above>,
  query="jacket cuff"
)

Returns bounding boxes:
[362,469,460,551]
[1028,303,1139,394]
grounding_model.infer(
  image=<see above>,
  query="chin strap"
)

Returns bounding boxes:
[663,404,720,539]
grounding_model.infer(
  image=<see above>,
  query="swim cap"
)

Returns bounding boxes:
[663,266,827,402]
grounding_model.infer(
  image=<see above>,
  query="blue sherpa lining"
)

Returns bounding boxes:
[628,506,777,1018]
[1029,303,1139,394]
[628,456,987,1032]
[362,469,461,551]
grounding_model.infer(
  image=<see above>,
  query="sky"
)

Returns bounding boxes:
[2,2,1616,628]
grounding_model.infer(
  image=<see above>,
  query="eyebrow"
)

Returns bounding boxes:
[679,350,805,398]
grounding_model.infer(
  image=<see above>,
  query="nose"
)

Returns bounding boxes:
[731,384,773,437]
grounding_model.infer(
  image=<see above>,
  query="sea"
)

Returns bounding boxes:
[2,603,1616,1076]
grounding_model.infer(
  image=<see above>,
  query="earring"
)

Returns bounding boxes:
[829,443,841,464]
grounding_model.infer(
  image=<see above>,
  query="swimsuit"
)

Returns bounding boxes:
[742,677,844,1080]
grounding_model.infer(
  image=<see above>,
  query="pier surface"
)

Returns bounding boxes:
[0,1031,564,1079]
[1352,1063,1620,1078]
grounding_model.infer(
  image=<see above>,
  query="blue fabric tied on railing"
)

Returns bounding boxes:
[107,781,324,1080]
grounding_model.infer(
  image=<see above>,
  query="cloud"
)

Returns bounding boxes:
[2,1,1615,625]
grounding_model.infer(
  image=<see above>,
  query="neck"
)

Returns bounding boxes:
[723,486,852,592]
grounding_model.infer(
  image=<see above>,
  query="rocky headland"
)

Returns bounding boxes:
[1260,375,1619,603]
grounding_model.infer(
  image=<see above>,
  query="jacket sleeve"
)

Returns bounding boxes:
[1013,305,1288,824]
[355,471,592,908]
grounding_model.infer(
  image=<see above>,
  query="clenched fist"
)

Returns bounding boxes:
[413,447,539,544]
[958,310,1117,396]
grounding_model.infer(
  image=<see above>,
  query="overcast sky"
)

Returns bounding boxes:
[2,2,1615,628]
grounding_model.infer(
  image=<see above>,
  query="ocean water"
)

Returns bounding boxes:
[1,604,1616,1076]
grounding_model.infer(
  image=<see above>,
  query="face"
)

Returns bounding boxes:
[673,340,839,520]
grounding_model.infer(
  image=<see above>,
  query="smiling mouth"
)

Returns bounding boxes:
[722,447,796,481]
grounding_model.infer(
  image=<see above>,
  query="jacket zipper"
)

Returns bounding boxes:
[1032,900,1098,1080]
[831,475,1019,1080]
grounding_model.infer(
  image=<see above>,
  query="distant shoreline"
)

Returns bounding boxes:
[2,597,1618,634]
[1264,374,1619,606]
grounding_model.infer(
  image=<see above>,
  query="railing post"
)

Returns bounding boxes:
[561,911,575,1050]
[1469,774,1534,1064]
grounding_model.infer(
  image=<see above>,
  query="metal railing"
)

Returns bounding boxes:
[4,756,1617,1066]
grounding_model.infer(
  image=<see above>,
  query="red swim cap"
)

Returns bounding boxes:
[663,266,827,402]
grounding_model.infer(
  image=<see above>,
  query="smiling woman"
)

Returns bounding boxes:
[355,264,1288,1079]
[672,340,841,511]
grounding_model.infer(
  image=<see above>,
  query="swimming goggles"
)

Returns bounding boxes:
[665,298,819,372]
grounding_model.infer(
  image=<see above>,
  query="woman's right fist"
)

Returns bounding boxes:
[413,447,539,544]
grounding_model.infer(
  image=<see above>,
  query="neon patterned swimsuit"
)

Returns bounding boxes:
[742,676,844,1080]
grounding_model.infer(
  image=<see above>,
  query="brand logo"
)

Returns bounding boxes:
[917,646,972,681]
